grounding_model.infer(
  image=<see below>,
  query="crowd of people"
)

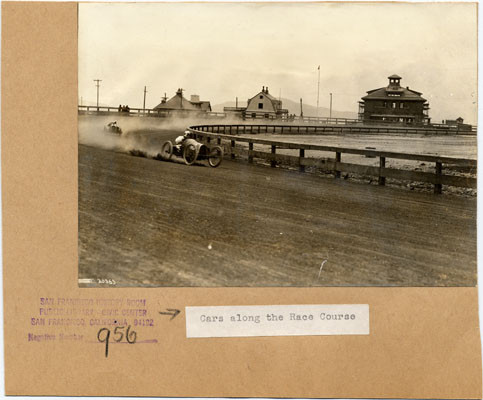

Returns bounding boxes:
[118,104,131,113]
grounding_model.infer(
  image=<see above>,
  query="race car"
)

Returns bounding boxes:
[104,121,122,135]
[159,131,223,167]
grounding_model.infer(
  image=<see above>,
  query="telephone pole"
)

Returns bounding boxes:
[93,79,102,111]
[143,86,148,114]
[329,93,333,119]
[316,66,320,118]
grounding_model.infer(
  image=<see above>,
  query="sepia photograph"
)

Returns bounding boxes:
[78,2,477,288]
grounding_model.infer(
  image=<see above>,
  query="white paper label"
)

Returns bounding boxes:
[186,304,369,338]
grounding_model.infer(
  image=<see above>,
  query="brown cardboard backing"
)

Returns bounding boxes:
[2,2,481,398]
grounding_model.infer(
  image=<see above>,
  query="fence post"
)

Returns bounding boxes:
[335,152,341,178]
[378,157,386,186]
[249,142,254,163]
[434,161,442,194]
[231,140,236,159]
[299,149,305,172]
[271,145,276,167]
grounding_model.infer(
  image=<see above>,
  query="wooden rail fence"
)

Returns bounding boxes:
[78,106,476,133]
[188,125,477,194]
[191,123,475,136]
[78,105,226,118]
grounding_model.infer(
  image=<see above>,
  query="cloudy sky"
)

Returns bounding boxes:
[79,2,477,123]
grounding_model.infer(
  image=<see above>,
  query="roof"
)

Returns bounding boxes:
[154,92,199,111]
[191,101,212,112]
[248,90,282,107]
[362,86,426,102]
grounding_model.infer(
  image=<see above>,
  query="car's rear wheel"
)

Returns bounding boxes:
[208,146,223,168]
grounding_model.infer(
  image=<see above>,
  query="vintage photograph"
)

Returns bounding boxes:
[78,2,477,288]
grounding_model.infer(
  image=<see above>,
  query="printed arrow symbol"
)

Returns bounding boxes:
[159,308,181,321]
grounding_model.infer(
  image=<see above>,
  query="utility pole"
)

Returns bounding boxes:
[143,86,148,114]
[300,98,303,117]
[93,79,102,111]
[329,93,333,119]
[316,65,320,118]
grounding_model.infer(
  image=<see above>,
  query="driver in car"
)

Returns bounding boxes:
[174,130,191,153]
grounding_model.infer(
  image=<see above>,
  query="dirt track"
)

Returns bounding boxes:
[79,130,476,287]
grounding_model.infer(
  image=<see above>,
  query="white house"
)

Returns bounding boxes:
[224,86,288,119]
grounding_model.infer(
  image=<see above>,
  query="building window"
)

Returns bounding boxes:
[399,103,404,108]
[392,102,396,109]
[251,113,256,118]
[258,103,263,109]
[259,95,263,99]
[264,114,269,118]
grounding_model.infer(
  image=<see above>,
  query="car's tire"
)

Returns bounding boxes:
[161,141,174,160]
[183,143,199,165]
[208,146,223,168]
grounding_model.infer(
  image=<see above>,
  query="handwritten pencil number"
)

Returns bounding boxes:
[113,326,124,342]
[97,325,137,357]
[126,325,137,344]
[97,328,111,358]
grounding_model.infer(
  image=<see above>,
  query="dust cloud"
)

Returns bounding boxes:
[78,115,195,157]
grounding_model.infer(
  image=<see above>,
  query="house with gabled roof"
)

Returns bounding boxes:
[224,86,288,119]
[154,89,211,113]
[358,75,430,125]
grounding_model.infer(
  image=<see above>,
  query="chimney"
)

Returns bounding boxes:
[191,94,200,103]
[262,86,265,92]
[266,86,269,94]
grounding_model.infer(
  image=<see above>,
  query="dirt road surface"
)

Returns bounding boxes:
[79,130,476,287]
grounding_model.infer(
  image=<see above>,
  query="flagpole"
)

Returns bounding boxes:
[316,66,320,118]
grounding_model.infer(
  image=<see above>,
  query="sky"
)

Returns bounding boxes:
[79,2,477,124]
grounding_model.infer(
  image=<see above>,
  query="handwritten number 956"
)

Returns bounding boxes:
[97,325,137,357]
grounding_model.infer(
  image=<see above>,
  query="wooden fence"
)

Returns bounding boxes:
[188,125,477,194]
[78,105,226,118]
[78,106,477,133]
[191,123,475,136]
